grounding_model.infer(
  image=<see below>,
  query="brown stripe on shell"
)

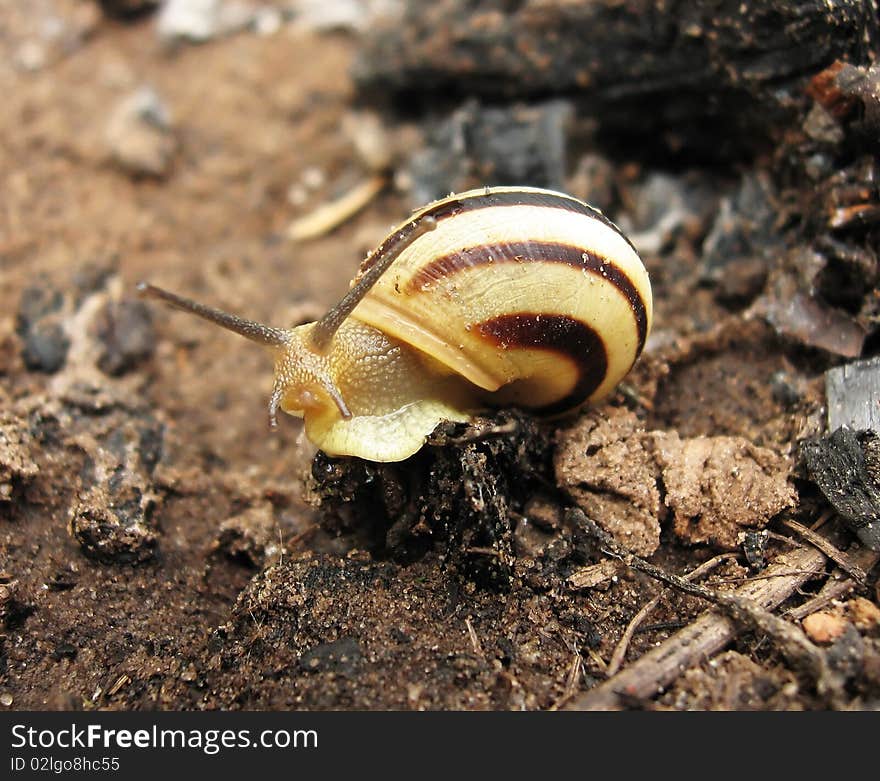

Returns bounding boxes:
[475,313,608,415]
[423,189,639,255]
[408,240,648,354]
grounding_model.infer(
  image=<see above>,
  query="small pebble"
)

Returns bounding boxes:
[21,321,70,373]
[802,611,849,644]
[94,300,156,376]
[293,0,379,33]
[0,693,12,707]
[157,0,259,44]
[105,86,176,177]
[157,0,222,42]
[344,110,394,172]
[803,103,845,145]
[301,166,326,190]
[15,40,48,71]
[253,7,283,36]
[848,597,880,630]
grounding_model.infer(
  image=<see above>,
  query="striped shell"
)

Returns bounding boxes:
[350,186,652,415]
[138,186,652,463]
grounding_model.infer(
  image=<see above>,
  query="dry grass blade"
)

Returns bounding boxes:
[288,174,387,241]
[785,548,880,621]
[783,518,868,585]
[605,553,739,678]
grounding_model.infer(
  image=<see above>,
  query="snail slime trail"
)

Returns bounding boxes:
[138,186,652,463]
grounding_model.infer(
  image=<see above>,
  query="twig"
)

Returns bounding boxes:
[568,559,621,589]
[564,509,836,710]
[605,595,662,680]
[107,674,130,697]
[464,617,484,658]
[785,548,880,621]
[785,578,857,622]
[605,553,738,678]
[810,508,835,531]
[766,531,801,546]
[783,519,867,586]
[585,648,607,675]
[562,653,584,703]
[708,567,825,585]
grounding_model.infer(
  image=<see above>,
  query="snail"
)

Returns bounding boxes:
[138,186,652,462]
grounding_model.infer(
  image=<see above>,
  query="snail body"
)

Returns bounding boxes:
[139,186,652,462]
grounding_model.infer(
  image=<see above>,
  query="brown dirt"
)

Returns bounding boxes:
[1,4,878,711]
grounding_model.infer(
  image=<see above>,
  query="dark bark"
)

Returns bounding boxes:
[802,428,880,551]
[355,0,879,158]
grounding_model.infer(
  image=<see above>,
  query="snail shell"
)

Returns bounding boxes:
[139,186,652,462]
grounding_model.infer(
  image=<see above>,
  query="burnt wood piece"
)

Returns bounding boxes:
[355,0,879,158]
[95,0,159,19]
[802,428,880,551]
